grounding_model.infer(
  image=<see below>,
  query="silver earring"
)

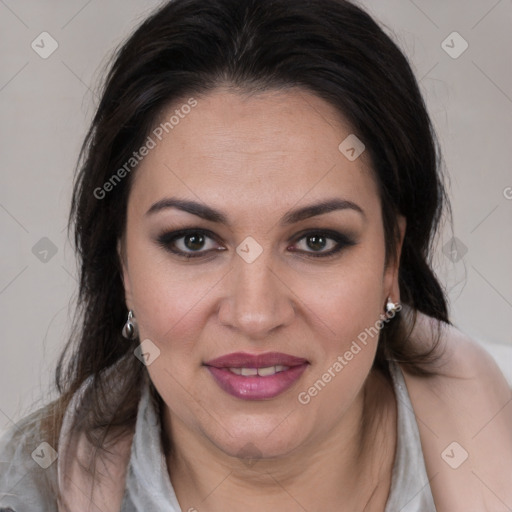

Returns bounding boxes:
[385,297,399,315]
[122,310,138,340]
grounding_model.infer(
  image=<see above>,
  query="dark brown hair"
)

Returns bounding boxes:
[40,0,453,471]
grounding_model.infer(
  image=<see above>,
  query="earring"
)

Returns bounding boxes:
[122,310,138,340]
[385,296,399,315]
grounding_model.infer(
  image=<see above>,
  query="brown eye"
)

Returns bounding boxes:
[183,233,206,251]
[156,229,223,258]
[289,230,357,258]
[304,234,329,252]
[156,228,356,260]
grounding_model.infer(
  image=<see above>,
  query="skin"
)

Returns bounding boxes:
[118,87,408,511]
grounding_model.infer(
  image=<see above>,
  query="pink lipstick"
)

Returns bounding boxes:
[204,351,309,400]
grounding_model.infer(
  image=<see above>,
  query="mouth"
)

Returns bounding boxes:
[224,365,291,376]
[203,352,309,400]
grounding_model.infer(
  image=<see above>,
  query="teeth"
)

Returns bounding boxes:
[241,367,258,376]
[227,365,290,376]
[257,366,276,376]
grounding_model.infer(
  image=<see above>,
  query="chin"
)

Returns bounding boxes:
[205,416,308,461]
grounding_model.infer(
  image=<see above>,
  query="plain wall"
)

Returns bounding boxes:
[1,0,511,432]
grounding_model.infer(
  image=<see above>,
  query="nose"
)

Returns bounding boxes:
[217,249,296,340]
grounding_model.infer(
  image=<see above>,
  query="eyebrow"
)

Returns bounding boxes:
[145,197,366,226]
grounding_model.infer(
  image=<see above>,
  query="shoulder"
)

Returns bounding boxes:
[400,306,512,432]
[403,306,511,397]
[399,307,512,511]
[0,406,59,511]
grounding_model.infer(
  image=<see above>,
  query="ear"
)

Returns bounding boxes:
[117,237,134,310]
[383,214,406,306]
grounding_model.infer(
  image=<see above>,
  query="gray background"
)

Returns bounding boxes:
[1,0,511,432]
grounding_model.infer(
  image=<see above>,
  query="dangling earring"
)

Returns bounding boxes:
[385,296,399,315]
[122,310,138,340]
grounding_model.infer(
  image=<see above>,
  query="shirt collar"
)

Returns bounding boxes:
[124,373,181,511]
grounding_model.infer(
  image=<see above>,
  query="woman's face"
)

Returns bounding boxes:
[119,87,405,459]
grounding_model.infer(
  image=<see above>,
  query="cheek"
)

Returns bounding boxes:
[129,268,216,353]
[295,263,386,422]
[124,234,217,353]
[296,245,386,349]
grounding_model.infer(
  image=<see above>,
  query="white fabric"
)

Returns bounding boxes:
[120,375,181,511]
[384,360,436,511]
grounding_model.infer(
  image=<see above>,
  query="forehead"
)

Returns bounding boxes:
[129,88,380,222]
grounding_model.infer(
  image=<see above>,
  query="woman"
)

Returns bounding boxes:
[1,0,511,510]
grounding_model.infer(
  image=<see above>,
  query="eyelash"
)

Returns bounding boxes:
[156,228,356,260]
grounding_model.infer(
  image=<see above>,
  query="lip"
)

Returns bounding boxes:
[204,352,309,400]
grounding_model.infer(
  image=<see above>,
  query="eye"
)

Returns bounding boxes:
[156,228,356,260]
[156,229,224,258]
[288,230,356,258]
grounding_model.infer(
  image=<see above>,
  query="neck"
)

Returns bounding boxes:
[162,367,397,512]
